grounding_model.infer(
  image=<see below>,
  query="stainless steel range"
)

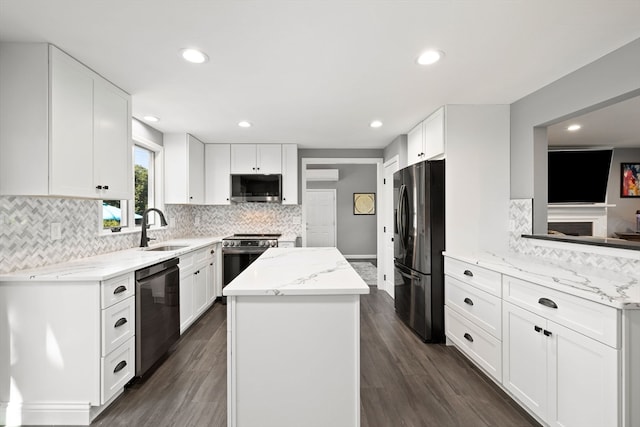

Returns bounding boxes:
[222,234,281,295]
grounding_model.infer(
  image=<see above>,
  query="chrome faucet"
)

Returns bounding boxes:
[140,208,168,247]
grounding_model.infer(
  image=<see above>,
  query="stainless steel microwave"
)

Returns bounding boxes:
[230,174,282,203]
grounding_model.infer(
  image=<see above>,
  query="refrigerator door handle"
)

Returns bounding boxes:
[397,184,409,248]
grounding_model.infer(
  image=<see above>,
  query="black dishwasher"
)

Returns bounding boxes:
[135,258,180,377]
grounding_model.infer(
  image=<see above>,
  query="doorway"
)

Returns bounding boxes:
[305,189,337,247]
[382,156,399,297]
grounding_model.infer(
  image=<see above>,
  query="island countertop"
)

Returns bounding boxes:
[223,247,370,296]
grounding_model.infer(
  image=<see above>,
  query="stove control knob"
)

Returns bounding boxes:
[222,241,228,247]
[270,240,277,247]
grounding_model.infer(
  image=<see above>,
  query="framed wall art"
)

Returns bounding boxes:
[353,193,375,215]
[621,163,640,197]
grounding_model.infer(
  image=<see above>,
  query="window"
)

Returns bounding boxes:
[102,136,163,232]
[134,145,154,225]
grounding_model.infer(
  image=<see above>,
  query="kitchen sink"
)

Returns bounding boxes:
[144,245,189,251]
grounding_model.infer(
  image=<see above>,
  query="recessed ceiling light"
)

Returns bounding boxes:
[180,48,209,64]
[567,124,581,131]
[416,49,444,65]
[143,115,159,122]
[238,121,252,128]
[370,120,383,128]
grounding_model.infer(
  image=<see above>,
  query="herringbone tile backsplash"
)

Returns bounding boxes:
[0,196,301,274]
[509,199,640,274]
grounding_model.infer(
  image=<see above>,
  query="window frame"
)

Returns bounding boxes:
[100,135,164,235]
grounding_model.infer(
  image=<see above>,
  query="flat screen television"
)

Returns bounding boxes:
[548,149,613,204]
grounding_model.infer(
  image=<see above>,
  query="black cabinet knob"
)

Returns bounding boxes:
[103,185,109,190]
[96,185,103,190]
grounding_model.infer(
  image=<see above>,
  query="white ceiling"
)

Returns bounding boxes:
[1,0,639,149]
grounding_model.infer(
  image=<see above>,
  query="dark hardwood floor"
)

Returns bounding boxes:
[93,287,539,427]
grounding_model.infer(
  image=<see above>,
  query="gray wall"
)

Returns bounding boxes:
[383,134,407,168]
[510,37,640,233]
[307,164,377,256]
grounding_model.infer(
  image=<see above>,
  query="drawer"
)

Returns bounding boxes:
[445,257,502,297]
[102,296,135,356]
[197,246,216,262]
[445,276,501,339]
[101,336,135,404]
[101,273,134,309]
[179,251,194,269]
[446,306,502,382]
[503,275,620,348]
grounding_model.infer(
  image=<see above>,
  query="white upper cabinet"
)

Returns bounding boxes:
[0,43,132,199]
[205,144,231,205]
[407,107,445,166]
[281,144,298,204]
[164,133,205,204]
[230,144,282,174]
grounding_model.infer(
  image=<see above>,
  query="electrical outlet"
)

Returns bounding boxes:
[51,222,62,240]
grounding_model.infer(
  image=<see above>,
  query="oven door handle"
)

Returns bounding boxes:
[222,248,269,255]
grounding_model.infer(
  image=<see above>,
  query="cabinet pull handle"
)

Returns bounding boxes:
[103,185,109,190]
[210,263,213,266]
[463,270,473,277]
[463,297,474,306]
[96,185,103,190]
[543,329,553,337]
[538,297,558,309]
[210,249,214,254]
[114,317,128,328]
[113,360,127,373]
[113,285,127,294]
[534,325,542,333]
[463,333,474,342]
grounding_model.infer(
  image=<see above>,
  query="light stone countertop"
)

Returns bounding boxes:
[444,251,640,310]
[223,247,370,296]
[0,236,226,282]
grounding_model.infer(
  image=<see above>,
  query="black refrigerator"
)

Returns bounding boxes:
[393,159,445,343]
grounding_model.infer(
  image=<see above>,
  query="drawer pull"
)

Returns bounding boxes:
[113,285,127,295]
[463,297,474,306]
[534,325,542,333]
[463,332,474,342]
[463,270,474,277]
[114,317,128,328]
[113,360,127,373]
[543,329,553,337]
[538,297,558,309]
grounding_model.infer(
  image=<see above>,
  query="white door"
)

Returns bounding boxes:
[383,157,399,297]
[305,189,336,247]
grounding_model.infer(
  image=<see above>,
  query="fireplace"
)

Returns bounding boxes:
[547,204,610,237]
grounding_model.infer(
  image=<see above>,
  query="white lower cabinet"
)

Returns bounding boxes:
[444,255,633,427]
[0,272,135,425]
[179,245,220,334]
[503,300,619,427]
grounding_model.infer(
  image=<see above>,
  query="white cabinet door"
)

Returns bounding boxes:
[230,144,258,173]
[281,143,298,204]
[423,107,445,160]
[188,134,205,204]
[165,133,204,204]
[407,122,423,166]
[231,144,282,174]
[193,266,208,317]
[548,321,618,427]
[179,270,194,333]
[205,256,216,305]
[502,301,548,420]
[93,78,132,200]
[49,46,94,197]
[256,144,282,174]
[205,144,231,204]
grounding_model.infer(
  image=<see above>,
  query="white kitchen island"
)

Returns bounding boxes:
[223,247,370,427]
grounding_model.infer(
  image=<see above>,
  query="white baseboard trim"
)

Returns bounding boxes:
[344,254,376,260]
[1,402,91,426]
